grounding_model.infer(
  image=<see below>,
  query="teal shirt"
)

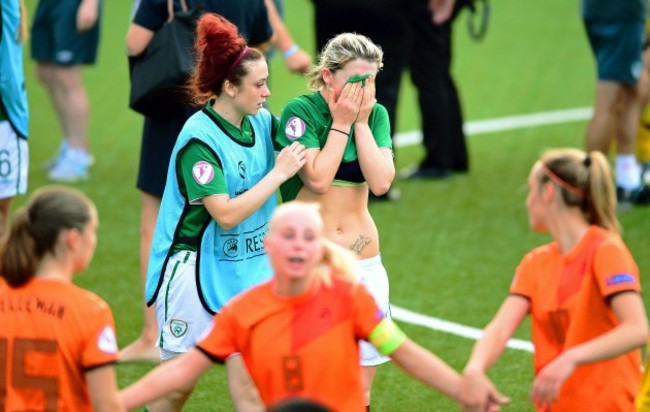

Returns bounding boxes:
[275,91,392,201]
[146,107,277,314]
[0,0,28,137]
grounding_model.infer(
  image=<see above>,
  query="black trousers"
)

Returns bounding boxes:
[313,0,469,172]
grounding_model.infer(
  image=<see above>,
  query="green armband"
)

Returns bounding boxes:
[346,73,372,88]
[368,318,407,356]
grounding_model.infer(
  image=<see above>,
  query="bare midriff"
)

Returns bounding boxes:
[297,184,379,259]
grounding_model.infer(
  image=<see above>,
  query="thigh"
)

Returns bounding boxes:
[356,255,391,366]
[0,122,28,200]
[155,251,214,358]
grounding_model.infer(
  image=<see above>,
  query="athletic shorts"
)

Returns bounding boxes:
[357,255,391,367]
[155,251,214,360]
[0,121,28,200]
[584,19,645,84]
[31,0,101,65]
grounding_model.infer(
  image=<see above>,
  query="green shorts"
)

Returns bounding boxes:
[30,0,101,65]
[584,19,645,84]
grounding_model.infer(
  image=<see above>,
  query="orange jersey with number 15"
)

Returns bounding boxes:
[0,278,118,411]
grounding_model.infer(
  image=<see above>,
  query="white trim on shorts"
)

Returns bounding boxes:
[357,254,391,367]
[155,251,214,360]
[0,121,28,199]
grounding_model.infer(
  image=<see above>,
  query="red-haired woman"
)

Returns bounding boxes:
[121,0,274,364]
[137,13,306,411]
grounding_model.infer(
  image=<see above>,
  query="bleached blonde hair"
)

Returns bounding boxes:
[268,201,358,286]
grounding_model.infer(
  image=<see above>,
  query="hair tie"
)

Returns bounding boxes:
[583,156,592,167]
[226,46,249,77]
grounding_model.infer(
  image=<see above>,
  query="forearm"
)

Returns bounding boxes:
[354,125,394,193]
[264,0,293,53]
[208,172,286,230]
[392,340,463,401]
[562,322,647,367]
[121,361,202,409]
[302,133,348,192]
[464,323,512,374]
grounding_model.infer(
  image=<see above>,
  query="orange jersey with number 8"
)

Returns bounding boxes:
[0,278,118,411]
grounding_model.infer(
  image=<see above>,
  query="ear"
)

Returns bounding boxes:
[542,181,556,204]
[224,80,238,98]
[322,68,333,86]
[64,228,81,252]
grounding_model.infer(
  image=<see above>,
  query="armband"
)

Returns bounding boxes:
[368,318,407,356]
[283,44,299,59]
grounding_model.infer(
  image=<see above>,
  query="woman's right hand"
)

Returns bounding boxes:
[459,370,509,412]
[327,83,363,129]
[273,142,307,181]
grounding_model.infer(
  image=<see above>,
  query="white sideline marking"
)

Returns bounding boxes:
[392,305,534,353]
[394,107,593,148]
[390,107,592,352]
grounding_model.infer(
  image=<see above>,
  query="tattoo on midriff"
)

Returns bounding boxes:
[349,235,372,255]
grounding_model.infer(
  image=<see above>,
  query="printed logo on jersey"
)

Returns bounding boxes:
[170,319,188,338]
[192,161,215,185]
[605,273,635,287]
[97,326,118,354]
[238,161,246,179]
[223,238,239,258]
[285,117,306,140]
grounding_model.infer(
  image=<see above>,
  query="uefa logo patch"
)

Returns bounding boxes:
[97,326,118,354]
[192,161,214,185]
[285,117,306,140]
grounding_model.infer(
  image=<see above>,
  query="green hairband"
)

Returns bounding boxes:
[346,74,372,88]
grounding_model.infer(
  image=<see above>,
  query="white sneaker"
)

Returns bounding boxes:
[43,141,95,171]
[47,147,91,182]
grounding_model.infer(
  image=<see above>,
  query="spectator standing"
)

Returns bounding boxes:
[31,0,100,182]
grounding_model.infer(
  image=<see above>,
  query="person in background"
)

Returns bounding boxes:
[138,13,305,410]
[275,32,396,409]
[0,186,124,412]
[31,0,100,182]
[119,201,508,412]
[265,0,312,75]
[582,0,649,208]
[119,0,274,364]
[460,148,648,411]
[0,0,29,237]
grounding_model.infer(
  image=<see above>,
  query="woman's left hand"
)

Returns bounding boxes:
[355,76,376,125]
[530,351,576,409]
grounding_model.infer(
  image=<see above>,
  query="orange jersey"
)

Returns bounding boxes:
[0,278,118,411]
[197,277,384,411]
[511,225,642,411]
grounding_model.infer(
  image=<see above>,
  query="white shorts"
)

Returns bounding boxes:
[0,121,28,200]
[155,251,214,360]
[357,255,391,367]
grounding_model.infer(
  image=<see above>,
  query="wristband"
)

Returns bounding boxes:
[283,44,299,59]
[330,128,350,137]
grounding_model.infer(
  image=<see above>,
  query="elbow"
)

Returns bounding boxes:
[369,182,392,197]
[215,217,237,231]
[305,180,331,195]
[635,322,649,348]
